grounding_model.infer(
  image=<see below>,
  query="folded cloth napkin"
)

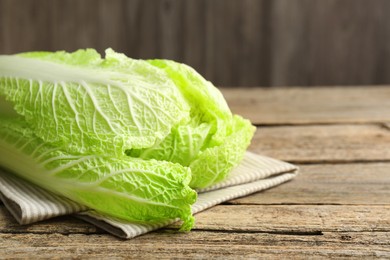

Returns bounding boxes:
[0,151,298,239]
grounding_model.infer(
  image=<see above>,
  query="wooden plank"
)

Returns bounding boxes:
[157,0,185,61]
[250,124,390,163]
[189,205,390,233]
[0,206,101,235]
[0,231,388,258]
[0,0,53,53]
[204,0,270,85]
[231,163,390,205]
[95,0,128,53]
[1,204,388,235]
[269,0,311,86]
[269,0,390,86]
[221,87,390,125]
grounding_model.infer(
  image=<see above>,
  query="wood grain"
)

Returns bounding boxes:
[0,231,388,258]
[221,87,390,125]
[1,204,389,235]
[269,1,390,86]
[188,205,390,233]
[231,163,390,205]
[0,204,388,258]
[0,206,101,235]
[2,0,390,86]
[251,124,390,163]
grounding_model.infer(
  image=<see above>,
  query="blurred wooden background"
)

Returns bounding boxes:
[1,0,390,87]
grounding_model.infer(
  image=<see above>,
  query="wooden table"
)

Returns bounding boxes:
[1,86,389,258]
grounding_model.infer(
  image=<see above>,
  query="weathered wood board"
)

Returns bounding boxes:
[222,87,390,125]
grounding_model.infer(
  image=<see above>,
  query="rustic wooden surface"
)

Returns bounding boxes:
[1,86,389,258]
[2,0,390,86]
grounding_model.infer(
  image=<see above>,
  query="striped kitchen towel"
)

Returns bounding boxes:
[0,151,298,239]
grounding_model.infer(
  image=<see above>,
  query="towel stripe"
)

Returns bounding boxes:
[0,171,87,224]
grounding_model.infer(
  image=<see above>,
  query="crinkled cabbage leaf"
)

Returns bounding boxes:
[128,60,256,188]
[0,117,196,230]
[0,49,190,156]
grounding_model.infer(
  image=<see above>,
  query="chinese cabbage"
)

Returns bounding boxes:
[0,48,255,229]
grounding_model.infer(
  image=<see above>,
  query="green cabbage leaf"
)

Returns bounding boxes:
[128,60,256,188]
[0,49,190,156]
[0,117,196,230]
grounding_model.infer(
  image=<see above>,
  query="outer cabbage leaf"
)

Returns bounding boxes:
[0,49,190,156]
[128,117,212,166]
[132,60,256,188]
[130,115,255,188]
[147,59,232,146]
[0,117,196,230]
[189,115,255,188]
